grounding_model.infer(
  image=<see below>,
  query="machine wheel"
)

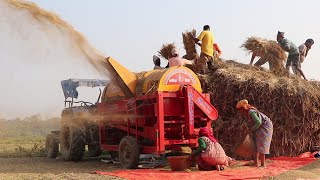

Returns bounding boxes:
[45,133,59,158]
[119,136,140,169]
[60,125,86,161]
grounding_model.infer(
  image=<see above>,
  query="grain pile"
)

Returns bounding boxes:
[241,37,288,76]
[200,60,320,157]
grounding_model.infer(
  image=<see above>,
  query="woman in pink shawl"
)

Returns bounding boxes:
[189,127,231,171]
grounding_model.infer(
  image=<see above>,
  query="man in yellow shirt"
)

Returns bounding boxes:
[193,25,214,74]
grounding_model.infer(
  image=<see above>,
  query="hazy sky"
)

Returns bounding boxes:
[1,0,320,118]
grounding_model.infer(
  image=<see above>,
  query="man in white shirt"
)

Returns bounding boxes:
[299,39,314,63]
[293,39,314,76]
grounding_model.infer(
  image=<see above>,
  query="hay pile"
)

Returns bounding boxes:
[241,37,288,76]
[158,43,175,60]
[200,60,320,157]
[182,29,198,60]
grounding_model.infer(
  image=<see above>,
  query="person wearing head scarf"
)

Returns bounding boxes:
[236,99,273,168]
[276,31,307,80]
[168,48,193,67]
[189,127,231,171]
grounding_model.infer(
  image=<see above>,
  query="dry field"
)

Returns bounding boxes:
[0,157,122,180]
[0,137,46,158]
[0,137,122,180]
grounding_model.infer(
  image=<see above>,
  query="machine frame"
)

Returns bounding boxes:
[97,84,218,167]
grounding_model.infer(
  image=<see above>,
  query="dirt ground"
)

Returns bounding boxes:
[0,156,123,180]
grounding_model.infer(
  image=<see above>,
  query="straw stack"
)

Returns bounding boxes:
[200,60,320,157]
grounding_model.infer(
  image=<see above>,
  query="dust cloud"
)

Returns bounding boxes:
[0,0,110,119]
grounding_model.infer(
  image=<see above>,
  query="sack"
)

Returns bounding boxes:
[235,134,256,158]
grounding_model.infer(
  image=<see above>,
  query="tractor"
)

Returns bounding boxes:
[45,78,108,160]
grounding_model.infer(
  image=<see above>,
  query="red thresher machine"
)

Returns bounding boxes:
[98,57,218,168]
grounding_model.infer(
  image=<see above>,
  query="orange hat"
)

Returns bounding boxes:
[236,99,256,110]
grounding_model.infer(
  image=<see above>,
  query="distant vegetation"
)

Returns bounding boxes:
[0,115,60,157]
[0,115,60,138]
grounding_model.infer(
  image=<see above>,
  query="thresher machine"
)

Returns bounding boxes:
[45,57,218,169]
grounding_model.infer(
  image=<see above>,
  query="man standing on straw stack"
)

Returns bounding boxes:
[193,25,214,74]
[299,39,314,64]
[277,31,307,80]
[293,39,314,77]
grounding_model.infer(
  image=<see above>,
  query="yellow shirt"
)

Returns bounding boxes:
[197,30,214,57]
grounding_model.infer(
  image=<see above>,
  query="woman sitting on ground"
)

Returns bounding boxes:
[236,99,273,168]
[189,127,231,171]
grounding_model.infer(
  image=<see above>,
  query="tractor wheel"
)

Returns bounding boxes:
[60,125,86,161]
[45,133,59,158]
[88,143,101,157]
[87,125,101,157]
[119,136,140,169]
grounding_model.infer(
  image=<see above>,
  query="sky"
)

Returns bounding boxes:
[0,0,320,118]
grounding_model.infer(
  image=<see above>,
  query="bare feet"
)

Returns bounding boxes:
[216,165,221,171]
